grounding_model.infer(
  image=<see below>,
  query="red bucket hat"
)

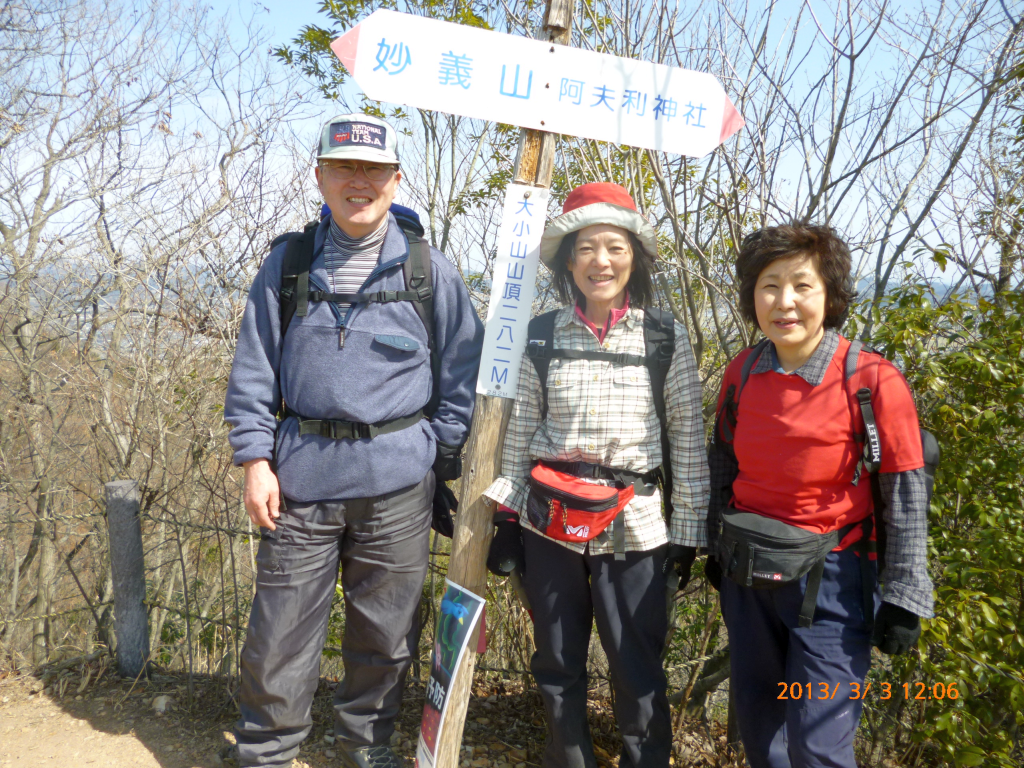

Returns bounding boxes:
[539,182,657,269]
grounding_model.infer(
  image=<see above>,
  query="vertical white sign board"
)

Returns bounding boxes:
[477,184,550,399]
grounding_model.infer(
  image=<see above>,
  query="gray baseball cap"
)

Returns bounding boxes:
[317,113,400,165]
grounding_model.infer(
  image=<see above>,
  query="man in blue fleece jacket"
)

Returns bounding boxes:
[224,113,483,768]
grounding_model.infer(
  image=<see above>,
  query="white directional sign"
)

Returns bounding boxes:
[332,10,744,157]
[476,184,550,399]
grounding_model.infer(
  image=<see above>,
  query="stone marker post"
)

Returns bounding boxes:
[105,480,149,678]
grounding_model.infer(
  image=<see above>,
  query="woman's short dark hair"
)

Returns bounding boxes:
[735,222,856,329]
[551,230,658,308]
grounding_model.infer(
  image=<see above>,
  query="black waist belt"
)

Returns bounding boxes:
[539,460,661,496]
[285,407,424,440]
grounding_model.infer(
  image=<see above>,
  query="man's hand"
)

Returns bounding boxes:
[243,459,281,530]
[432,480,458,538]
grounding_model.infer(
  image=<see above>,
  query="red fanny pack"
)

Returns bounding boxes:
[526,463,634,543]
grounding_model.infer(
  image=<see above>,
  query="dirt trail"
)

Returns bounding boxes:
[0,673,225,768]
[0,660,729,768]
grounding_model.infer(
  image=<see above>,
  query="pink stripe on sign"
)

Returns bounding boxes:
[476,608,486,654]
[720,96,745,145]
[331,25,360,75]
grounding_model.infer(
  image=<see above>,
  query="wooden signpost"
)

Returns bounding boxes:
[433,7,571,763]
[435,134,566,768]
[330,1,744,764]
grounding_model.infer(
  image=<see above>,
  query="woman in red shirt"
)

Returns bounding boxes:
[707,223,934,767]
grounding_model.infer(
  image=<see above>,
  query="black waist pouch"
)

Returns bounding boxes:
[717,506,839,589]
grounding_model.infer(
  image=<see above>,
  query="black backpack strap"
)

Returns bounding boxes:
[402,229,434,347]
[279,220,320,339]
[526,311,560,420]
[845,341,882,485]
[846,341,940,584]
[845,342,885,623]
[285,405,425,440]
[642,308,676,517]
[401,228,438,416]
[540,349,646,366]
[739,337,770,395]
[920,429,940,504]
[798,556,828,629]
[305,288,429,303]
[858,514,876,633]
[797,516,875,629]
[845,339,864,379]
[717,338,770,445]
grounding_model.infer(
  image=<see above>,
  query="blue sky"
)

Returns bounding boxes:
[204,0,1002,287]
[218,0,328,47]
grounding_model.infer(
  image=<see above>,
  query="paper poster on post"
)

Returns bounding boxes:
[477,183,549,399]
[416,580,486,768]
[331,9,744,158]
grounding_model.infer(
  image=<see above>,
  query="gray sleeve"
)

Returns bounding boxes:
[428,252,484,448]
[878,468,935,618]
[664,321,709,548]
[224,244,285,466]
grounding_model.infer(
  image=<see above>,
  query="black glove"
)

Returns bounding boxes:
[871,602,921,656]
[433,441,463,482]
[486,520,525,576]
[704,557,723,592]
[431,480,458,538]
[664,545,697,591]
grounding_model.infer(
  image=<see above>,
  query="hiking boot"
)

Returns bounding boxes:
[337,743,401,768]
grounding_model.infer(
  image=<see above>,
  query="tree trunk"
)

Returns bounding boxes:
[31,479,55,665]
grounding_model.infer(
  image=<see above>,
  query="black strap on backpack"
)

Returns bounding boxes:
[525,310,564,420]
[277,220,321,338]
[283,405,424,440]
[643,308,676,518]
[716,338,770,448]
[272,219,439,418]
[845,341,940,580]
[403,229,439,416]
[525,307,676,516]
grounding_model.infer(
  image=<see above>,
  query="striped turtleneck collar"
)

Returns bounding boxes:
[323,216,389,301]
[327,215,389,254]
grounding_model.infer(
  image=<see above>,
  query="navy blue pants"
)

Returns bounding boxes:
[522,530,671,768]
[720,549,879,768]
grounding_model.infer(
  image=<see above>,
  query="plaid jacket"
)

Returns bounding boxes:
[484,306,710,554]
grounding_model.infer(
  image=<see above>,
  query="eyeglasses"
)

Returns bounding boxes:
[319,160,398,181]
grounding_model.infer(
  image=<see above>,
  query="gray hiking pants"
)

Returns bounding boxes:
[234,472,434,767]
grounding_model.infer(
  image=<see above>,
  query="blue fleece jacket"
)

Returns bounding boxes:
[224,212,484,502]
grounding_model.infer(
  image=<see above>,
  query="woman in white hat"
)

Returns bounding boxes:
[483,182,710,768]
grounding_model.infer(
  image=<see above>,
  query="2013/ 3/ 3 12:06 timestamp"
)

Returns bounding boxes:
[777,682,961,700]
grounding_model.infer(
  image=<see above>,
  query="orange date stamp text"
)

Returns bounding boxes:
[776,681,960,701]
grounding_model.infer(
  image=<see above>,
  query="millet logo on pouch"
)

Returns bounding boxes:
[330,121,386,148]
